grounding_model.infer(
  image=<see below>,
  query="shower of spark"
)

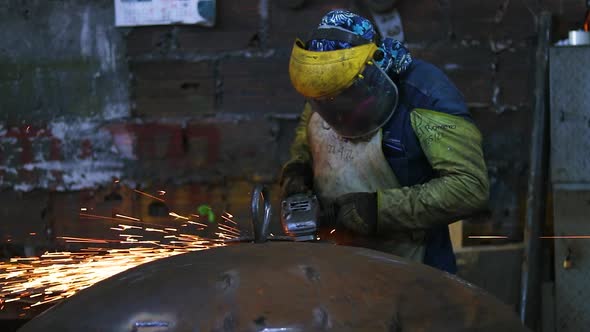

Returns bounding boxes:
[0,195,242,315]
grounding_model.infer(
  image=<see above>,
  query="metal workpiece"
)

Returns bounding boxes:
[18,242,529,332]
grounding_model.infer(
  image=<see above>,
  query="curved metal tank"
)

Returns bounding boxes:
[17,242,529,332]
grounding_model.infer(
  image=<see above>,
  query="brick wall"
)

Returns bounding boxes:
[0,0,587,252]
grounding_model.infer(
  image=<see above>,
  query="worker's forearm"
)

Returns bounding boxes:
[377,173,488,231]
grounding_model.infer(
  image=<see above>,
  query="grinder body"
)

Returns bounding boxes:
[280,193,320,241]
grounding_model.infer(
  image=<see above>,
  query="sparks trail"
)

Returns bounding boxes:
[1,203,242,314]
[80,213,185,230]
[217,213,241,236]
[467,235,509,239]
[133,189,166,202]
[541,235,590,239]
[218,225,241,236]
[169,212,190,220]
[115,214,140,222]
[58,237,122,244]
[188,221,208,228]
[222,212,238,225]
[0,234,226,310]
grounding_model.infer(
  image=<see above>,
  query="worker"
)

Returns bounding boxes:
[280,9,489,274]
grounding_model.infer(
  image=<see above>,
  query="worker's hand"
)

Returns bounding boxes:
[279,161,313,199]
[333,192,378,236]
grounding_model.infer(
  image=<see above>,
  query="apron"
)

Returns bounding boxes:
[308,112,426,262]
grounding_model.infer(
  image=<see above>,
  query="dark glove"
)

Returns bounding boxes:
[279,161,313,199]
[333,192,378,236]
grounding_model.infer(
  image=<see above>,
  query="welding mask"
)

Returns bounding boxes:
[289,32,399,139]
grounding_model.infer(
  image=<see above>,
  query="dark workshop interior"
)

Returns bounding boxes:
[1,0,590,331]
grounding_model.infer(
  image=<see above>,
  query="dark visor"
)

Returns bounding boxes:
[308,64,398,138]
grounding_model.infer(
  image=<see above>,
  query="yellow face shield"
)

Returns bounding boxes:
[289,39,379,98]
[288,39,399,139]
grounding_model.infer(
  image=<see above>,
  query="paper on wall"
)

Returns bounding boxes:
[114,0,215,27]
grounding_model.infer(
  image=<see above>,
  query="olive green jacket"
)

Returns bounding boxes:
[283,103,489,234]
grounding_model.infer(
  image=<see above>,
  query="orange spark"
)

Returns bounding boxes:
[133,189,165,202]
[217,225,240,236]
[57,237,121,244]
[80,213,171,229]
[144,228,168,234]
[119,234,143,238]
[221,215,238,225]
[541,235,590,239]
[119,224,142,230]
[4,298,21,303]
[114,214,140,222]
[79,213,129,222]
[169,212,189,220]
[187,220,208,228]
[468,236,508,239]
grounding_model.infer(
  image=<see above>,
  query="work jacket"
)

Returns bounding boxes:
[284,60,489,274]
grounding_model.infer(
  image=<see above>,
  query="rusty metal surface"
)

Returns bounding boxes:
[18,242,528,332]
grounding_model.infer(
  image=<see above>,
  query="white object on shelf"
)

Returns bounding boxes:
[114,0,215,27]
[568,30,590,46]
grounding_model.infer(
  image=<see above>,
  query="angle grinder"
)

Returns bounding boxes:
[280,193,320,241]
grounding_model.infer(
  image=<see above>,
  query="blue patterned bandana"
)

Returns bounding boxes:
[308,9,412,75]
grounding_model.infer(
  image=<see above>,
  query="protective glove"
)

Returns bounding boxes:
[279,161,313,199]
[333,192,378,236]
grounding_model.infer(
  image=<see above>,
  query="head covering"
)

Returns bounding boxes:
[308,9,412,75]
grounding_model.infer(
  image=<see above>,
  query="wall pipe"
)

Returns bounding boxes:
[519,11,552,331]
